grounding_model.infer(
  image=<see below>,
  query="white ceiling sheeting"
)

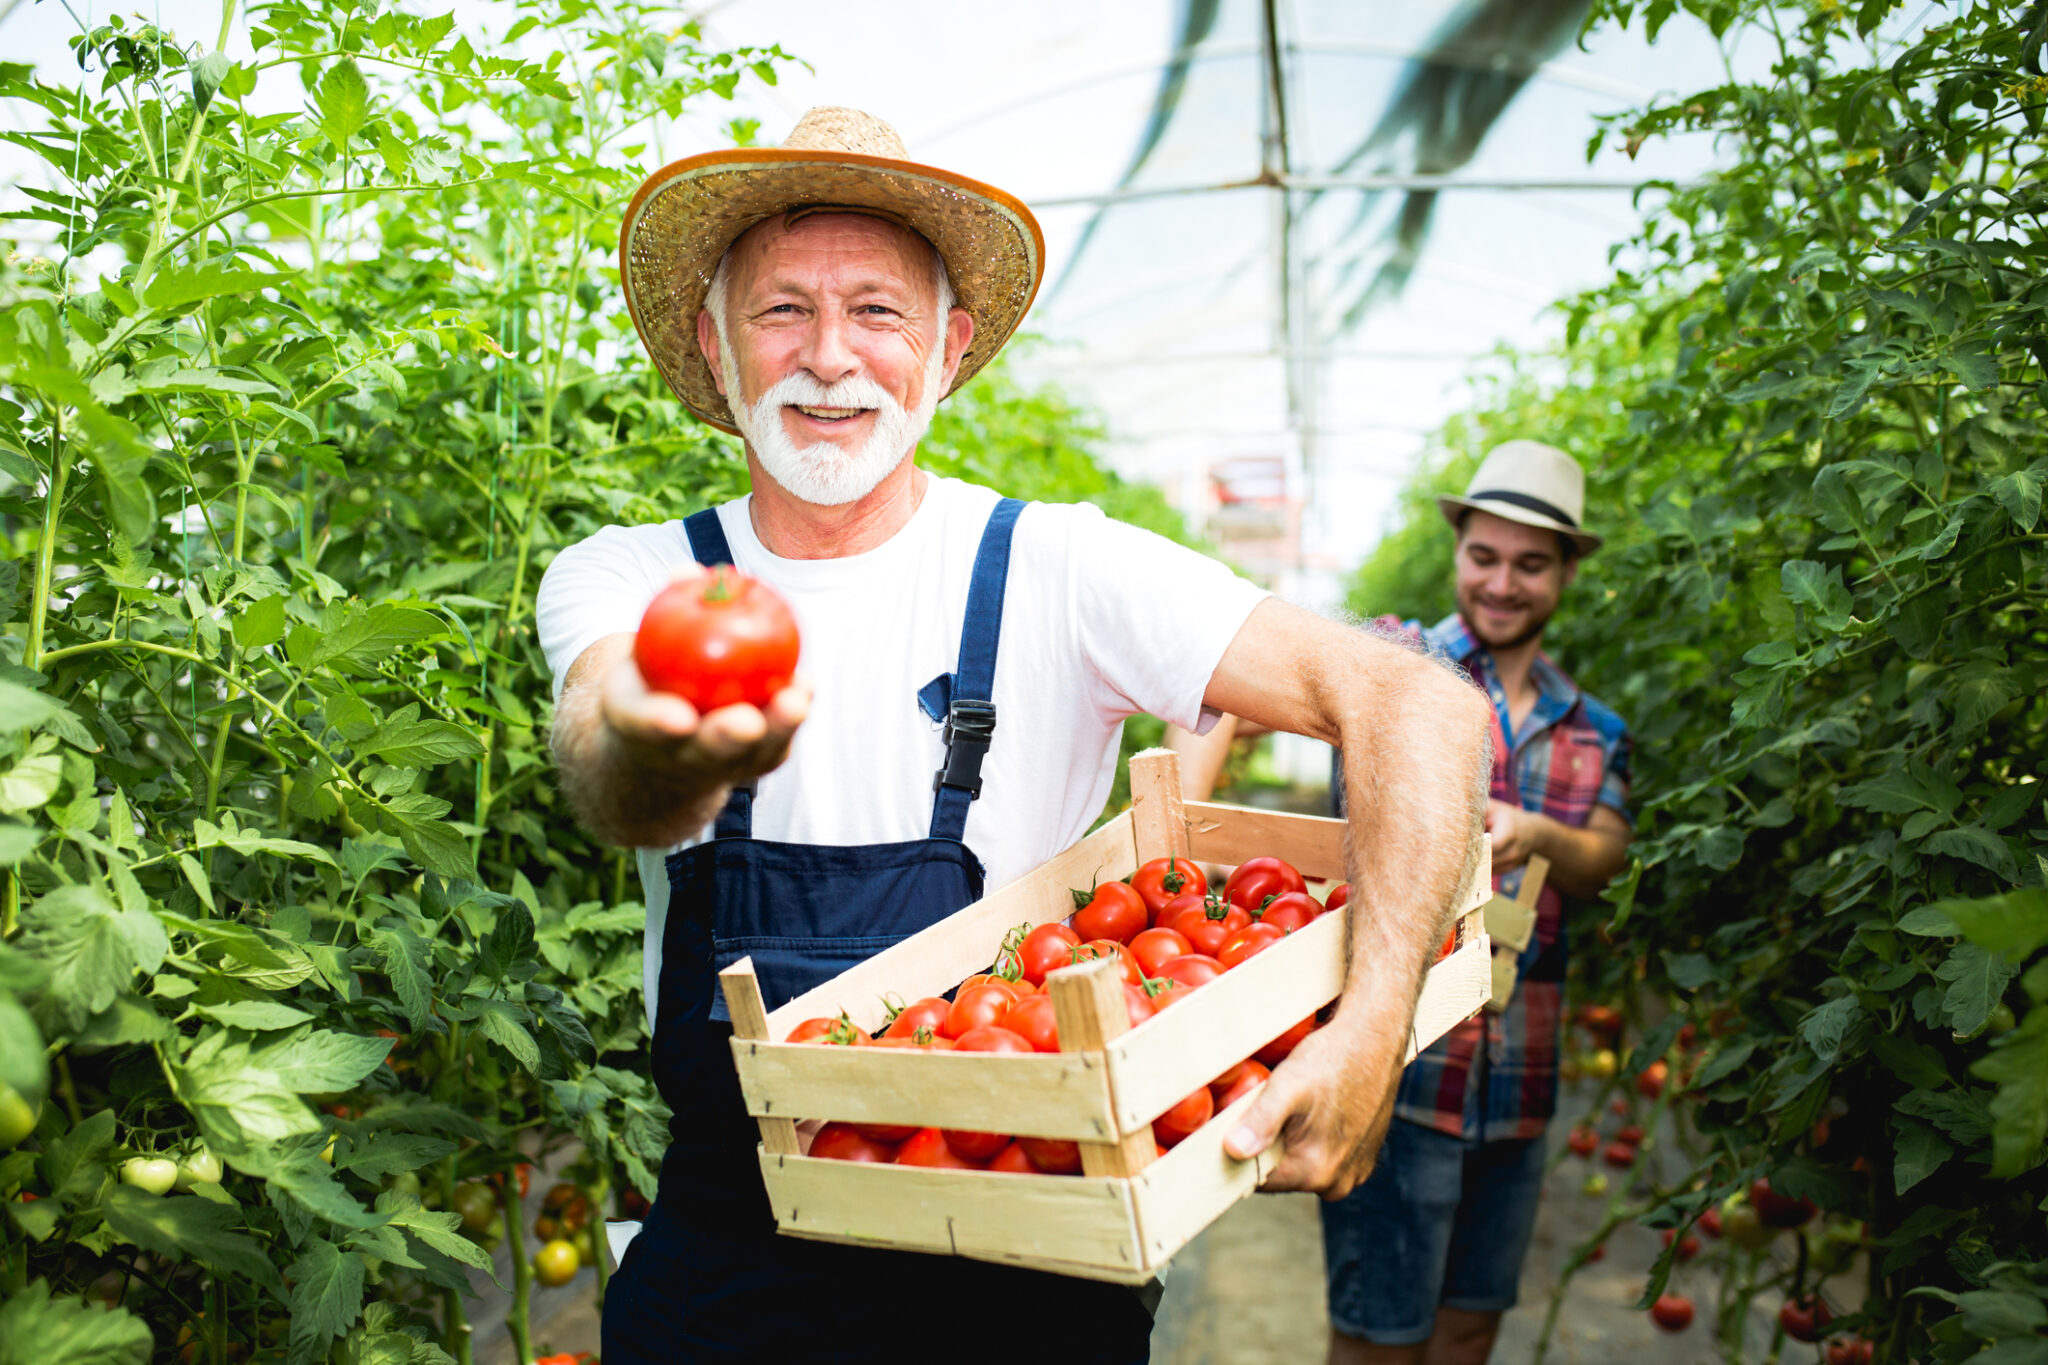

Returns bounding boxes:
[1,0,1745,600]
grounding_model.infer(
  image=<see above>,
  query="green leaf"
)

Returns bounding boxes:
[1973,1009,2048,1177]
[18,884,169,1030]
[288,1238,366,1359]
[1947,662,2020,738]
[194,1000,315,1030]
[377,1191,498,1282]
[1942,889,2048,958]
[1936,942,2021,1037]
[1797,995,1861,1064]
[0,1280,152,1365]
[336,1134,453,1180]
[233,593,287,649]
[0,991,49,1106]
[101,1186,286,1292]
[1891,1114,1953,1193]
[38,1108,115,1206]
[1840,762,1963,818]
[190,51,231,111]
[477,900,535,981]
[1988,466,2044,532]
[315,57,371,155]
[361,704,483,766]
[308,603,446,671]
[140,260,293,312]
[1923,825,2019,881]
[471,999,539,1072]
[371,928,433,1031]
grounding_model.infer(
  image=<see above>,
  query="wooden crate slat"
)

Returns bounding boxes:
[1104,910,1346,1132]
[717,959,801,1157]
[1183,800,1348,880]
[759,1150,1143,1274]
[1046,955,1156,1177]
[730,1040,1121,1140]
[1127,1086,1279,1270]
[1403,933,1493,1063]
[1127,748,1190,862]
[765,810,1140,1037]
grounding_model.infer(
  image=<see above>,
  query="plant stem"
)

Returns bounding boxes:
[25,405,72,672]
[498,1173,533,1365]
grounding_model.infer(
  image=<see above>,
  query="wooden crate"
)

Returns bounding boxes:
[719,749,1493,1284]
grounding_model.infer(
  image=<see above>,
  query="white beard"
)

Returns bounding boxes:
[725,334,948,508]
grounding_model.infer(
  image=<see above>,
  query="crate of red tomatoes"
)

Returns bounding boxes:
[717,748,1493,1284]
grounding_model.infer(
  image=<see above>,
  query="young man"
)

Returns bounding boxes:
[538,107,1494,1363]
[1173,439,1634,1365]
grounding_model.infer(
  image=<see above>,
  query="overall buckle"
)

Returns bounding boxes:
[934,699,998,799]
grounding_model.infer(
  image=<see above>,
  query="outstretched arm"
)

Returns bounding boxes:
[551,631,810,849]
[1200,599,1493,1199]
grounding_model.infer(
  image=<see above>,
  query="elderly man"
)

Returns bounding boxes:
[537,108,1492,1363]
[1174,441,1633,1365]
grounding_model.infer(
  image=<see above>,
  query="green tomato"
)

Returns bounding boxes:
[452,1181,498,1234]
[1581,1173,1609,1198]
[1719,1196,1776,1250]
[121,1157,178,1196]
[389,1170,423,1199]
[0,1085,37,1150]
[1986,1002,2017,1036]
[176,1149,224,1190]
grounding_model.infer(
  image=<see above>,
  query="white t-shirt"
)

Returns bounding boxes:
[536,475,1268,1027]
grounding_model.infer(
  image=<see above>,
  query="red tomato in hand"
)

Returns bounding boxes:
[1166,897,1251,957]
[1130,927,1193,977]
[1153,1086,1214,1148]
[809,1123,898,1163]
[1072,882,1148,944]
[1000,994,1061,1053]
[1018,1136,1082,1175]
[635,567,799,712]
[1224,857,1306,913]
[942,984,1018,1040]
[1209,1058,1269,1110]
[895,1128,986,1169]
[1217,922,1286,970]
[1324,883,1350,912]
[1131,857,1207,919]
[882,998,950,1040]
[785,1015,869,1046]
[1018,923,1081,987]
[1255,1014,1315,1066]
[987,1141,1038,1174]
[1253,891,1320,934]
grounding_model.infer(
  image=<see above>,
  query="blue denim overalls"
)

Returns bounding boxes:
[602,498,1153,1363]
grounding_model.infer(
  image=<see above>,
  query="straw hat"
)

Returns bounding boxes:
[618,107,1046,434]
[1437,440,1603,557]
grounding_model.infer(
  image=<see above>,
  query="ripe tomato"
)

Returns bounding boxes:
[1255,1014,1314,1065]
[809,1123,900,1163]
[894,1128,986,1170]
[882,997,950,1039]
[1650,1294,1694,1332]
[634,566,799,712]
[1662,1229,1701,1262]
[1209,1058,1269,1110]
[1130,927,1193,977]
[1160,954,1225,993]
[1436,925,1458,961]
[1153,1086,1214,1148]
[1217,922,1285,970]
[1828,1337,1874,1365]
[1072,882,1148,944]
[1018,1136,1082,1175]
[988,1142,1038,1174]
[1636,1059,1669,1099]
[1121,981,1158,1028]
[1000,994,1061,1053]
[941,983,1017,1040]
[1749,1177,1817,1228]
[1018,923,1081,987]
[1131,857,1207,918]
[1698,1206,1723,1239]
[533,1238,580,1287]
[1145,975,1188,1009]
[1074,938,1143,985]
[953,1025,1034,1055]
[1224,857,1306,913]
[872,1031,950,1050]
[1567,1126,1599,1158]
[942,1127,1012,1162]
[1166,898,1251,956]
[1616,1123,1645,1146]
[785,1015,869,1046]
[958,973,1026,999]
[1602,1141,1637,1169]
[1578,1004,1622,1037]
[1324,883,1350,912]
[1779,1295,1832,1342]
[1253,891,1319,933]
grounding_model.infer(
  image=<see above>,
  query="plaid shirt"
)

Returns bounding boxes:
[1341,613,1632,1142]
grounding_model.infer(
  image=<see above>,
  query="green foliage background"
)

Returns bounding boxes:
[1350,2,2048,1360]
[0,2,1196,1360]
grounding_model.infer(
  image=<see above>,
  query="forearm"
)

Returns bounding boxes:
[552,678,726,848]
[1528,809,1631,898]
[1329,654,1492,1030]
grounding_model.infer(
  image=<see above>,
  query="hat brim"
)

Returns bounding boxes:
[619,148,1045,434]
[1438,495,1603,557]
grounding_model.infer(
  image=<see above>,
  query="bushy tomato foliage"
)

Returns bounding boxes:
[0,0,797,1360]
[1352,3,2046,1361]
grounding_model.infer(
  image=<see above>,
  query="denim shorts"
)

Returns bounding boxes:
[1319,1118,1550,1344]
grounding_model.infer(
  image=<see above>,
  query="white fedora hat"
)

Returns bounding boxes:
[1437,440,1602,557]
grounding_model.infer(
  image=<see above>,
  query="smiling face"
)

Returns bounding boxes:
[696,212,973,506]
[1454,509,1578,650]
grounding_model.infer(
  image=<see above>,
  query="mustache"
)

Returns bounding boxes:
[754,371,898,413]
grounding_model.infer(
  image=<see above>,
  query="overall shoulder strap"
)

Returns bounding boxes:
[930,497,1026,840]
[683,507,734,566]
[683,507,749,837]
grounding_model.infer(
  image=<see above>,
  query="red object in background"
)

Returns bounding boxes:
[1650,1294,1695,1332]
